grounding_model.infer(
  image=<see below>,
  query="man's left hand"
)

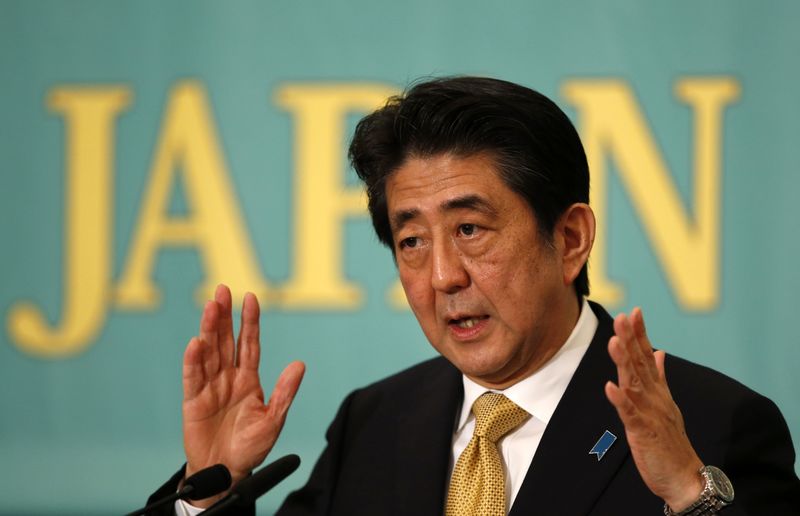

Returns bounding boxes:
[605,308,705,512]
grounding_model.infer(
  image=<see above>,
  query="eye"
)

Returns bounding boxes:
[458,224,478,237]
[399,236,419,249]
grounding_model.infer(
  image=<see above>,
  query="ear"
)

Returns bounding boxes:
[555,203,595,286]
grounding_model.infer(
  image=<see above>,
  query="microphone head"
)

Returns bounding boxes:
[234,454,301,502]
[184,464,232,500]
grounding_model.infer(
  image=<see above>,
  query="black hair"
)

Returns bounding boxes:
[348,76,590,297]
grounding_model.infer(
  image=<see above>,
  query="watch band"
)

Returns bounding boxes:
[663,465,734,516]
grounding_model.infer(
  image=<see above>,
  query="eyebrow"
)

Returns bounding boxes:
[390,194,498,231]
[441,194,498,216]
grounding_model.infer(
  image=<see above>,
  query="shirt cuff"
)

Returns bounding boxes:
[175,498,207,516]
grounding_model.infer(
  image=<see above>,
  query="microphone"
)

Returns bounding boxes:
[203,454,301,516]
[182,463,233,500]
[125,463,232,516]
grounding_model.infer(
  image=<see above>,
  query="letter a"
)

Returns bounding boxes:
[116,80,271,308]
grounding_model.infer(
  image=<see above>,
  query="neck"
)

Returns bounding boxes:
[468,294,582,390]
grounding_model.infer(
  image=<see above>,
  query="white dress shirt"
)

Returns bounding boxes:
[180,299,598,515]
[449,299,598,511]
[176,484,205,516]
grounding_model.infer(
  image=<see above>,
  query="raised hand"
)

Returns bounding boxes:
[182,284,305,507]
[604,308,704,512]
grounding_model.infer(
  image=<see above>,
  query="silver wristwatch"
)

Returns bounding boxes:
[663,465,734,515]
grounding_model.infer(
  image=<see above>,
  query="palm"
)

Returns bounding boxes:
[605,309,703,510]
[184,364,272,479]
[181,285,305,492]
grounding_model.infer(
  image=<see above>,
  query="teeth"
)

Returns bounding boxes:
[458,318,477,329]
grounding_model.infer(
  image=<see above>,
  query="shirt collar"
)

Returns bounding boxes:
[456,298,599,432]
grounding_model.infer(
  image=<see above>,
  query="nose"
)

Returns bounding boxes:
[430,238,470,294]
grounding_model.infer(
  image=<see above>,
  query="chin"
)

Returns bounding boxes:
[450,354,513,384]
[431,335,513,377]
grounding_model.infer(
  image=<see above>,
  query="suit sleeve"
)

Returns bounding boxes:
[721,394,800,515]
[143,465,185,516]
[144,464,256,516]
[275,390,358,516]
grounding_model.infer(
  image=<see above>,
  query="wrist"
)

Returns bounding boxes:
[663,466,705,512]
[664,465,735,516]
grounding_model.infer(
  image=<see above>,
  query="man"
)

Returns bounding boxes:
[150,77,800,515]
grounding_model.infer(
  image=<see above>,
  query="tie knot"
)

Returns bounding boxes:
[472,392,529,443]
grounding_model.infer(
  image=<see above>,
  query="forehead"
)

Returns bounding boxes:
[385,153,525,224]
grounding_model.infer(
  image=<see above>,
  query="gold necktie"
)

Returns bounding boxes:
[446,393,530,516]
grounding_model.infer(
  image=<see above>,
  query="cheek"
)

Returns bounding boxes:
[466,244,519,284]
[469,241,554,308]
[400,281,442,343]
[399,270,433,312]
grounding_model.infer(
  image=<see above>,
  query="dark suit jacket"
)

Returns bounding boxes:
[150,303,800,515]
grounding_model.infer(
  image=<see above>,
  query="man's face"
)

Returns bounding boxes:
[386,153,579,388]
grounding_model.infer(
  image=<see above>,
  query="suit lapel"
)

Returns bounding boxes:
[510,303,630,515]
[391,359,463,516]
[385,304,628,515]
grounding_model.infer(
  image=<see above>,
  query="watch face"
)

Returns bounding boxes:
[707,466,735,502]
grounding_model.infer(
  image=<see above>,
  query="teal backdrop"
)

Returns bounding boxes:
[1,1,798,514]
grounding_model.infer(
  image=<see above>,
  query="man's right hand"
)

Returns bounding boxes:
[181,284,305,508]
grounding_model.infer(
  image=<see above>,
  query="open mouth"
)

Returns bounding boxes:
[449,315,489,329]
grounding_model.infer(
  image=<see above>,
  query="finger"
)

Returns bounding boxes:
[265,361,306,423]
[608,334,651,410]
[654,350,667,383]
[237,292,261,370]
[610,326,667,416]
[631,307,660,381]
[614,313,657,384]
[609,315,637,387]
[199,300,221,378]
[215,284,235,370]
[604,380,643,429]
[614,313,640,359]
[183,336,206,401]
[631,307,654,355]
[607,334,631,383]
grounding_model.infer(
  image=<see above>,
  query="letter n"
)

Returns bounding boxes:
[562,78,740,310]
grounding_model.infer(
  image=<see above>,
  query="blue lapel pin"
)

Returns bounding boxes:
[589,430,617,461]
